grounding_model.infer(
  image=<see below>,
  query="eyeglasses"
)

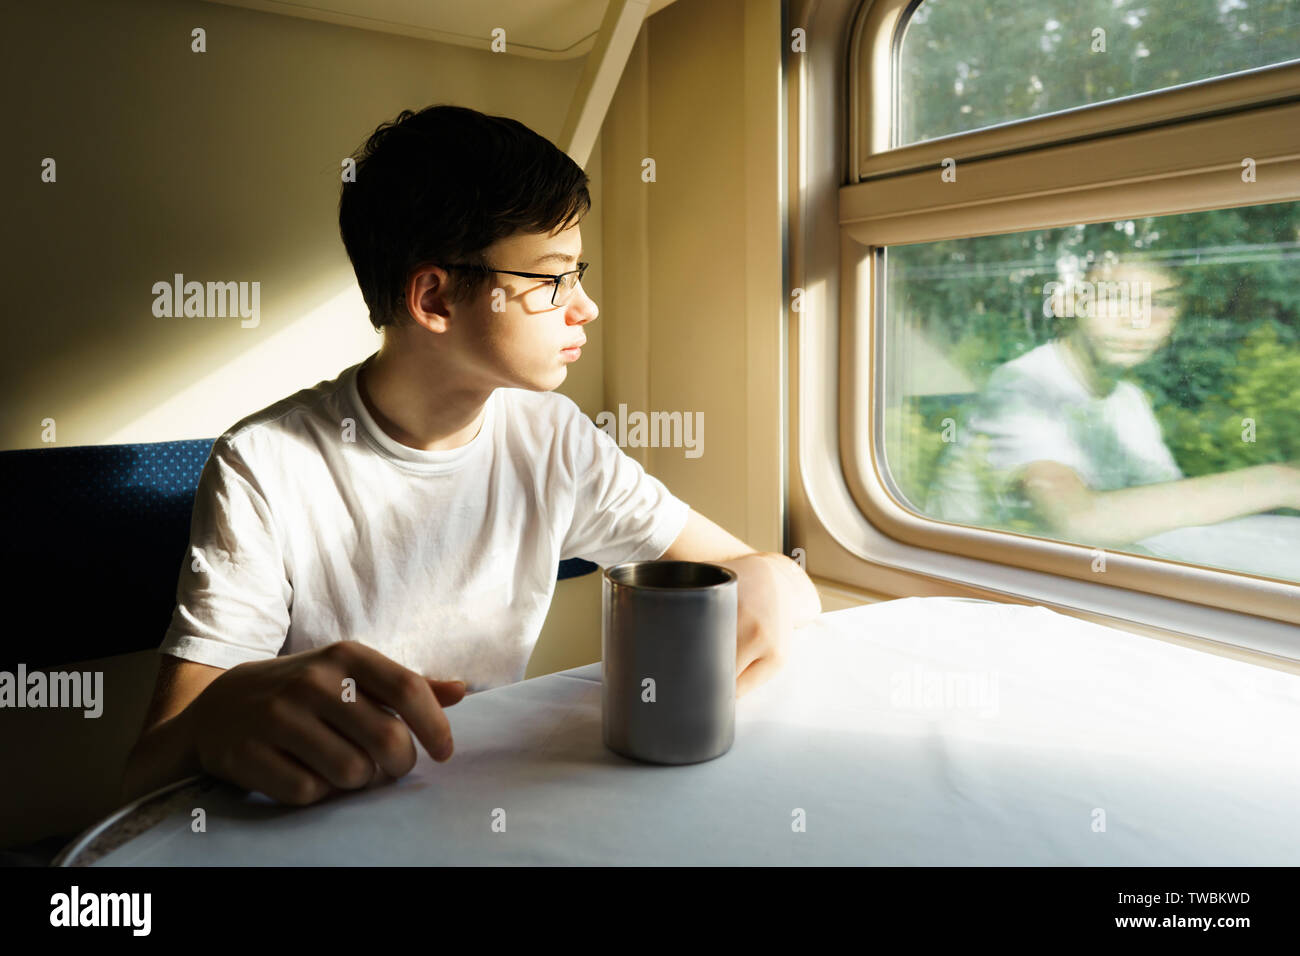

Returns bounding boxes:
[444,261,589,307]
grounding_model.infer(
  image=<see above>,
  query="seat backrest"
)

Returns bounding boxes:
[0,440,594,669]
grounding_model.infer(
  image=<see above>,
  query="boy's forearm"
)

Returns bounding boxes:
[120,706,203,806]
[1075,463,1291,547]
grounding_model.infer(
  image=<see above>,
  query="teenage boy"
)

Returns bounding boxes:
[122,105,821,808]
[927,257,1300,545]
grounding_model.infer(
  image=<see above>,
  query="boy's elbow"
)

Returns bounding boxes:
[1018,461,1109,545]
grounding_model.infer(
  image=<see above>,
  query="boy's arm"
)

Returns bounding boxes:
[121,646,468,808]
[1018,459,1300,548]
[120,656,224,805]
[659,508,822,697]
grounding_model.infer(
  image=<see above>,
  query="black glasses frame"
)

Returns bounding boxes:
[444,261,589,306]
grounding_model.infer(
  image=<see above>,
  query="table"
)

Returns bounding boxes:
[1136,513,1300,580]
[57,596,1300,865]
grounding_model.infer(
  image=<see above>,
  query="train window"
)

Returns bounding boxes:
[881,201,1300,583]
[897,0,1300,146]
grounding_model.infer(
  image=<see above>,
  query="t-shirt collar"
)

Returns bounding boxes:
[345,353,495,473]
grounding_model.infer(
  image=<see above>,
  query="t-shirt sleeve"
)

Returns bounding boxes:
[559,405,691,567]
[158,436,293,669]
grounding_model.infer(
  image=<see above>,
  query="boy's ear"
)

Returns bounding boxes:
[404,266,455,333]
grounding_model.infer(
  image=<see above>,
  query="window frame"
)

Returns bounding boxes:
[857,0,1300,178]
[851,0,1300,625]
[785,0,1300,657]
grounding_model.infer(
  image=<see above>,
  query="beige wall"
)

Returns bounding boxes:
[534,0,793,697]
[600,0,784,554]
[2,0,603,449]
[540,0,790,688]
[0,0,608,850]
[2,0,793,853]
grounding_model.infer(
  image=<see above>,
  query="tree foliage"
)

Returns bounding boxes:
[883,0,1299,510]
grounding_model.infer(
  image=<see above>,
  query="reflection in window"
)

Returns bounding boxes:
[897,0,1300,146]
[880,203,1300,581]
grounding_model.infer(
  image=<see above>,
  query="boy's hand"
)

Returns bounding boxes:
[187,640,466,806]
[718,553,796,699]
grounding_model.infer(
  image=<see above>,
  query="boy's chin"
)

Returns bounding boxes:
[1104,352,1150,369]
[516,365,567,392]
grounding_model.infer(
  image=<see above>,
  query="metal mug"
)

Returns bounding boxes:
[601,560,738,764]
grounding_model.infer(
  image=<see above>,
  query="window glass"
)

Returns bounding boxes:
[897,0,1300,146]
[880,202,1300,582]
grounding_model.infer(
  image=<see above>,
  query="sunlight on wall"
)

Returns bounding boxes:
[102,282,378,444]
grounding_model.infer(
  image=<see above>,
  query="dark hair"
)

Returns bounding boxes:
[1080,251,1179,284]
[338,105,591,331]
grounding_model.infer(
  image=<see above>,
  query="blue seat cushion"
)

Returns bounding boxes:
[0,439,595,669]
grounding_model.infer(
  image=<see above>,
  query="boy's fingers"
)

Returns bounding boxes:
[238,739,334,807]
[428,678,467,707]
[333,644,455,762]
[321,691,420,780]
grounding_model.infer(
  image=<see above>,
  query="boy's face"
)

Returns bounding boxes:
[434,223,596,393]
[1075,262,1179,370]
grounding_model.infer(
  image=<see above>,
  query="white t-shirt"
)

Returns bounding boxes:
[927,341,1183,525]
[159,353,691,693]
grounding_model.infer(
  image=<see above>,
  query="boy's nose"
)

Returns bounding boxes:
[567,286,598,324]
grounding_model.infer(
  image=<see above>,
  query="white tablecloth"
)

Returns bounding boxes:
[87,596,1300,865]
[1136,513,1300,580]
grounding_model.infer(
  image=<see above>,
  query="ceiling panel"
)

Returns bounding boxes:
[199,0,677,59]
